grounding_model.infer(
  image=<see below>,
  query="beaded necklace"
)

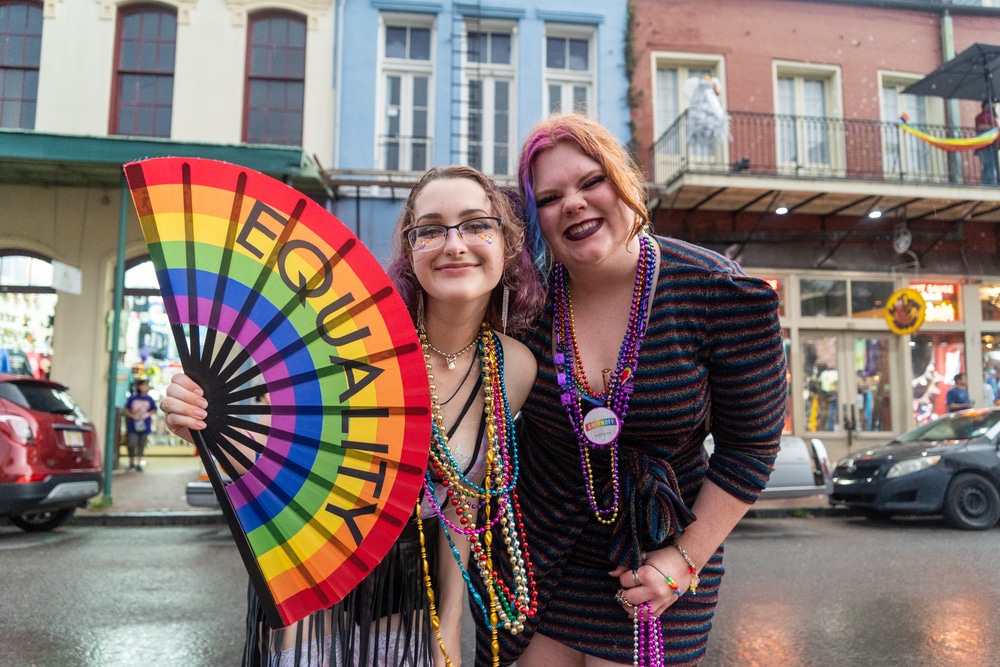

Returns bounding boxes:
[552,235,656,525]
[417,323,537,667]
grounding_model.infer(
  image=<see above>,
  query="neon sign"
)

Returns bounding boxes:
[908,282,959,322]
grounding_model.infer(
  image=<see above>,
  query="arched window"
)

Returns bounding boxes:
[110,3,177,138]
[0,250,55,378]
[244,10,306,146]
[0,248,53,291]
[124,255,161,296]
[0,0,43,129]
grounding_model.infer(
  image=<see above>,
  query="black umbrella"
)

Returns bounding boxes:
[903,43,1000,105]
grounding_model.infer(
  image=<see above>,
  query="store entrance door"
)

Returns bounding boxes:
[801,332,895,453]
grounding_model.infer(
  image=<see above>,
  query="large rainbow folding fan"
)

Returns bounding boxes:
[124,157,431,628]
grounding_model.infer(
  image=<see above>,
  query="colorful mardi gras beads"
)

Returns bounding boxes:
[553,235,656,523]
[418,324,536,642]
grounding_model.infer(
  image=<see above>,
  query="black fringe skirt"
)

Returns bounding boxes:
[242,518,438,667]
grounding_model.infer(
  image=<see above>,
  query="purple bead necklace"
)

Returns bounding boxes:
[552,235,656,524]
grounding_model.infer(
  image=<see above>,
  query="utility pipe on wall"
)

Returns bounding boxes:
[940,10,963,184]
[102,177,128,503]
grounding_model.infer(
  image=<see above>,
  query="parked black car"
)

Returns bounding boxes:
[0,374,102,531]
[831,408,1000,530]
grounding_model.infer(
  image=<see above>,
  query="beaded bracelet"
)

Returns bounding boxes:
[670,542,700,594]
[647,563,683,597]
[663,575,682,597]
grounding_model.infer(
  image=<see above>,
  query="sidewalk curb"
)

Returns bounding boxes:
[72,511,227,527]
[69,506,860,528]
[745,506,860,519]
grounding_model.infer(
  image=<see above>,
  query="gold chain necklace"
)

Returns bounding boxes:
[421,330,479,370]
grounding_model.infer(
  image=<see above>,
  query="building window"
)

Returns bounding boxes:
[0,0,41,129]
[379,16,433,172]
[799,279,847,318]
[244,11,306,146]
[798,278,893,319]
[544,25,594,116]
[880,76,945,182]
[0,250,56,379]
[981,283,1000,322]
[111,4,177,138]
[652,56,723,146]
[774,64,842,175]
[464,22,515,175]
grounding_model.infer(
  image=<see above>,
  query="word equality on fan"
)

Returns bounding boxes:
[236,199,402,549]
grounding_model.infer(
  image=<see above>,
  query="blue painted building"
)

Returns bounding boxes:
[329,0,631,263]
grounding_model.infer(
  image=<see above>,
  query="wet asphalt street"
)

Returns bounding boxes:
[1,515,996,667]
[705,515,999,667]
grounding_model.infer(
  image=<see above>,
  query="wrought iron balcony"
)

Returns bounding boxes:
[649,109,994,188]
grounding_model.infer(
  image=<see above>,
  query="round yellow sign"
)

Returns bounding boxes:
[885,288,926,335]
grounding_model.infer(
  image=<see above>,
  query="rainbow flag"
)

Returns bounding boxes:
[898,113,998,152]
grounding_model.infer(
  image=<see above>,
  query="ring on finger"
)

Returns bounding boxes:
[631,568,641,588]
[615,589,634,609]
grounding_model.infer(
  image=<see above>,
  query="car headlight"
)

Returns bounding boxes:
[885,455,942,479]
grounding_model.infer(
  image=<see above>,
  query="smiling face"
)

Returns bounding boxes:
[408,176,505,314]
[530,141,637,271]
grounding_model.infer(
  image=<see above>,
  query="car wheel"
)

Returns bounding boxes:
[942,473,1000,531]
[8,507,75,533]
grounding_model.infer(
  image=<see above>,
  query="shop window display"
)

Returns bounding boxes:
[982,334,1000,407]
[911,333,965,425]
[803,335,840,431]
[0,253,56,380]
[123,261,184,447]
[853,336,891,432]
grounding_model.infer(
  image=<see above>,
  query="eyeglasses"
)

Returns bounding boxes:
[405,216,503,252]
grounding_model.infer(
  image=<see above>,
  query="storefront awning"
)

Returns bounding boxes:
[0,129,330,196]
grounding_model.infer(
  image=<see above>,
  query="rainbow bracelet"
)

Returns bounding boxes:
[671,542,700,594]
[663,575,682,596]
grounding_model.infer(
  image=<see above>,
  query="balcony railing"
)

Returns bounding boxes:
[649,109,993,188]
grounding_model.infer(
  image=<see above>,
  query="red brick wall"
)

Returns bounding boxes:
[630,0,996,164]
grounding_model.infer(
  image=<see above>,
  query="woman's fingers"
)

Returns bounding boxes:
[612,565,682,618]
[161,374,208,442]
[169,372,204,395]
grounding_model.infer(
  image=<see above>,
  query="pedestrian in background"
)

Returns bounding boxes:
[945,373,974,413]
[123,378,157,471]
[975,99,999,186]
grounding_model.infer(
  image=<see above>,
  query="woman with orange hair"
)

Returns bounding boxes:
[476,114,787,666]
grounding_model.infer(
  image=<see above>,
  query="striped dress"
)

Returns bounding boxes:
[475,236,787,665]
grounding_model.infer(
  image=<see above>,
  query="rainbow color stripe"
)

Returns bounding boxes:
[898,114,999,152]
[124,158,431,627]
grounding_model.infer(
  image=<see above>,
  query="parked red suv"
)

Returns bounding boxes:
[0,373,102,531]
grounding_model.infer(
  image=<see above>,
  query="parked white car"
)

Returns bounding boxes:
[705,433,833,499]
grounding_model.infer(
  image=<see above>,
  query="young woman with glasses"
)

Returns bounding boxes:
[161,165,545,666]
